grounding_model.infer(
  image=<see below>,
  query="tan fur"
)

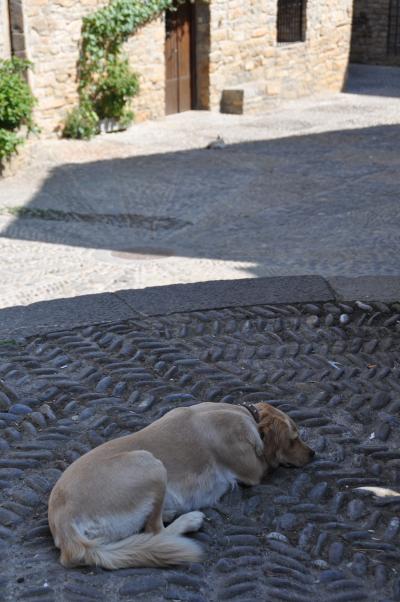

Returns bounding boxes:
[48,402,314,569]
[255,403,314,469]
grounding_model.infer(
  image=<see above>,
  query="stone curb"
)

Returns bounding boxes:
[328,276,400,303]
[0,275,399,339]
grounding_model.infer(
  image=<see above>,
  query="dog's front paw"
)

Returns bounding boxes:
[180,511,205,532]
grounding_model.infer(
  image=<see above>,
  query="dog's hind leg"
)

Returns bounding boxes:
[143,494,166,535]
[143,484,204,536]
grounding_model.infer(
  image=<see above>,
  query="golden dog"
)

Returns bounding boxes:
[48,402,314,569]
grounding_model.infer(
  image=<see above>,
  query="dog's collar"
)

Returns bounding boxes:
[240,403,264,439]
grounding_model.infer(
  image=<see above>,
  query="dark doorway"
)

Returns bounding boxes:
[350,0,400,66]
[388,0,400,56]
[165,2,195,115]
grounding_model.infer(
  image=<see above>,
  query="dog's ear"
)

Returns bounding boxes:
[254,402,315,468]
[254,403,287,468]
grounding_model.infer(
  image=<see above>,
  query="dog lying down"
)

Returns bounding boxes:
[48,401,315,569]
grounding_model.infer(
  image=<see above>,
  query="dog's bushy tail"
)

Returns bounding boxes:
[62,525,202,569]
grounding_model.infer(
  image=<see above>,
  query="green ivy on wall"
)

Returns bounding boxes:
[64,0,186,139]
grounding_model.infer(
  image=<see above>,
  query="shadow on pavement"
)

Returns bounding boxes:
[1,123,400,278]
[344,64,400,98]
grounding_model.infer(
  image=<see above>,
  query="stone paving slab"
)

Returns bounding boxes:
[0,277,400,601]
[117,275,333,317]
[0,292,140,339]
[330,277,400,303]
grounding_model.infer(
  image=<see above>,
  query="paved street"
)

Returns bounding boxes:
[0,65,400,308]
[1,60,400,602]
[0,277,399,601]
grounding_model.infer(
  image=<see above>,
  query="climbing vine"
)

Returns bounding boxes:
[63,0,186,138]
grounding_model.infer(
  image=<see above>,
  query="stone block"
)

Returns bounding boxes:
[220,89,244,114]
[252,27,270,38]
[265,81,281,96]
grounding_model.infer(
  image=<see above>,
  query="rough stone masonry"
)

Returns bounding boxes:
[0,0,353,135]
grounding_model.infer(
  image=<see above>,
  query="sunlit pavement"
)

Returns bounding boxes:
[0,64,400,308]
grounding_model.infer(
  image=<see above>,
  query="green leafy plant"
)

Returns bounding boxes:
[0,129,23,160]
[64,0,188,139]
[92,57,139,121]
[63,104,99,139]
[0,57,36,162]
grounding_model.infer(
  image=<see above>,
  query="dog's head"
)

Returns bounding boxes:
[254,403,315,469]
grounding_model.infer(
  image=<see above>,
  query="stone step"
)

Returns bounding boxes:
[220,81,276,114]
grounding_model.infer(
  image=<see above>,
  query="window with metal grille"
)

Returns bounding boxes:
[388,0,400,55]
[277,0,306,43]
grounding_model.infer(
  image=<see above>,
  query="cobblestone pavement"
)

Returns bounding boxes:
[0,65,400,308]
[0,297,400,601]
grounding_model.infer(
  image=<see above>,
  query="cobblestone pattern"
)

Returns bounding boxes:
[0,301,400,601]
[2,92,400,309]
[0,207,190,231]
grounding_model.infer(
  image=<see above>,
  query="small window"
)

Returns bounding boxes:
[277,0,306,43]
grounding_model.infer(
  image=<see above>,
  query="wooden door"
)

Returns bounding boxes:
[165,2,193,114]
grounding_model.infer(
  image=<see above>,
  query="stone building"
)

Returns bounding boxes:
[0,0,353,136]
[351,0,400,65]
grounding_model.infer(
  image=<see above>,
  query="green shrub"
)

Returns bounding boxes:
[62,105,99,139]
[92,57,138,122]
[0,57,36,162]
[63,0,190,139]
[0,58,36,130]
[0,129,23,160]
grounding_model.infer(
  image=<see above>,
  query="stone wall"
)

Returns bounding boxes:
[23,0,101,134]
[22,0,165,134]
[351,0,400,65]
[208,0,353,112]
[125,17,165,123]
[15,0,353,135]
